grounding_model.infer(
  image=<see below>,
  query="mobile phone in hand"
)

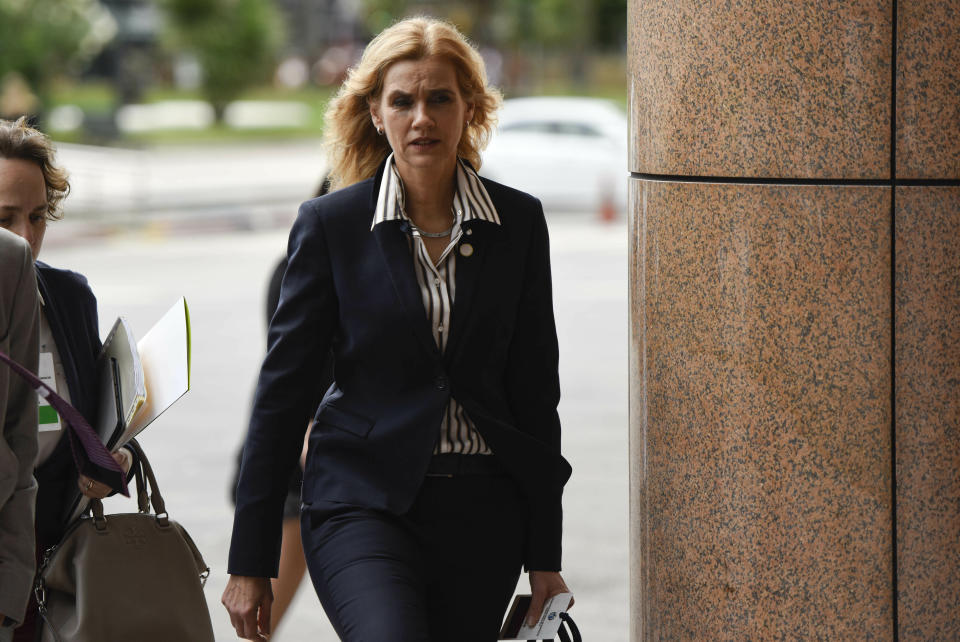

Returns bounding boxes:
[499,592,573,640]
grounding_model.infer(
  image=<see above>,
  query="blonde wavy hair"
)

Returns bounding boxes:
[323,17,502,190]
[0,117,70,220]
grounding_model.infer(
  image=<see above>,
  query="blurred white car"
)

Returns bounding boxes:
[479,97,628,215]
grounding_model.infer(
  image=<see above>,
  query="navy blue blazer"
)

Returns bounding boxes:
[230,160,572,576]
[34,262,102,547]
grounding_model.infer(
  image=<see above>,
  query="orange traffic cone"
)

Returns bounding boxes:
[598,179,617,223]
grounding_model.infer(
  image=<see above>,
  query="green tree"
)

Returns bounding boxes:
[163,0,283,121]
[358,0,626,92]
[364,0,410,35]
[0,0,115,113]
[592,0,627,51]
[361,0,625,57]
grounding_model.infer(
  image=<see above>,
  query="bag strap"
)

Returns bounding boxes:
[556,613,582,642]
[127,439,168,520]
[133,445,150,513]
[0,349,128,496]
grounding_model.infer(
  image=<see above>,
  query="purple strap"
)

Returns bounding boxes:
[0,349,128,496]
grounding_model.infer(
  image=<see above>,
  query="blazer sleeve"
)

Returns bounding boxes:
[0,243,40,625]
[503,201,570,571]
[228,200,339,577]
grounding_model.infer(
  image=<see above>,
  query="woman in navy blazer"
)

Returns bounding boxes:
[224,18,572,641]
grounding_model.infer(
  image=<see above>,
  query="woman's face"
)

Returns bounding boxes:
[0,158,47,260]
[370,55,474,181]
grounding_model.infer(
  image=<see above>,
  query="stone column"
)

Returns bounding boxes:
[628,1,959,639]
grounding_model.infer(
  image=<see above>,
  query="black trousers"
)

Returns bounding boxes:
[300,458,526,642]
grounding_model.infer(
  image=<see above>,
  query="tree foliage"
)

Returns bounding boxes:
[362,0,626,51]
[360,0,624,92]
[162,0,283,121]
[0,0,115,105]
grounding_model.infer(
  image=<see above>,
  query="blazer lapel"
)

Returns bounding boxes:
[372,221,441,359]
[35,268,84,413]
[445,220,501,363]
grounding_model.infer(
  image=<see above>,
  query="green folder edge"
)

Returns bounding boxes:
[184,297,191,390]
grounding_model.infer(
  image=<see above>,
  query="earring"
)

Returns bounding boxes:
[377,126,383,135]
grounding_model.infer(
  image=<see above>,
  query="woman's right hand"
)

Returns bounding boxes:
[77,449,134,499]
[222,575,273,640]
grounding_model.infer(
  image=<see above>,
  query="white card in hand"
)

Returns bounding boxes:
[499,592,573,640]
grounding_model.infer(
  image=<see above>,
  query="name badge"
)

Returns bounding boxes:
[37,352,61,433]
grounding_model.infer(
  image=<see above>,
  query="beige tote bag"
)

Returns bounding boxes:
[36,441,215,642]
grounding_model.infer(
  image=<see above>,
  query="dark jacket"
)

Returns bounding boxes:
[230,161,571,577]
[34,261,101,549]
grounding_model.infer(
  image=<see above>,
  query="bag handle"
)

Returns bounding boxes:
[556,613,581,642]
[89,440,170,527]
[128,440,167,515]
[133,447,150,513]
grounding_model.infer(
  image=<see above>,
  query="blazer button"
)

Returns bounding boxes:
[434,376,449,391]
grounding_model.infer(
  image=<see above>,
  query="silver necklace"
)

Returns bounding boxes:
[408,212,455,238]
[410,222,455,238]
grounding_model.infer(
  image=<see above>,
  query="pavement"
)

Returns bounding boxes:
[41,164,630,641]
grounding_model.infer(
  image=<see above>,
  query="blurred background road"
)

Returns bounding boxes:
[43,184,629,642]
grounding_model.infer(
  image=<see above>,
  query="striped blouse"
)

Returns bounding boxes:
[371,154,499,455]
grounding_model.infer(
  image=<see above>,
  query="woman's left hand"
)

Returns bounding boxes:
[77,448,133,499]
[526,571,574,628]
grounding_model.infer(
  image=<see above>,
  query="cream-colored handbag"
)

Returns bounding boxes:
[35,441,215,642]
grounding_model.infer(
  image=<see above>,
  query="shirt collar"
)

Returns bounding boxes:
[371,153,500,230]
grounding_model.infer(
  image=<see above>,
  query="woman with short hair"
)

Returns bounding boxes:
[223,17,573,641]
[0,117,134,642]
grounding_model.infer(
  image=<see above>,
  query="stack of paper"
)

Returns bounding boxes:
[94,297,191,448]
[72,297,192,520]
[95,318,146,449]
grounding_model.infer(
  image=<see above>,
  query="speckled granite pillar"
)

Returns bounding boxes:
[895,187,960,640]
[628,0,960,639]
[896,1,960,178]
